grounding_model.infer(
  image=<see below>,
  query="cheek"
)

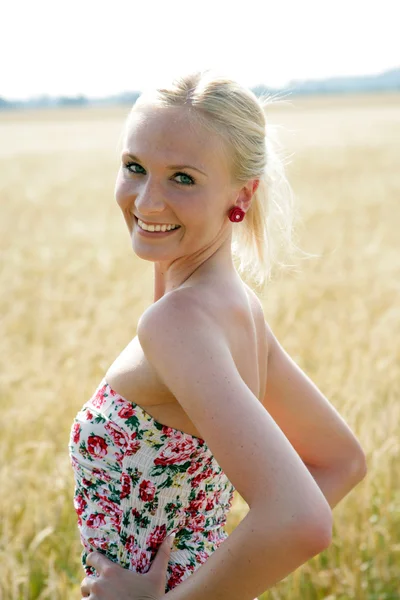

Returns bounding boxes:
[114,172,133,209]
[115,182,132,208]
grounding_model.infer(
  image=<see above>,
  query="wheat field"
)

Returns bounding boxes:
[0,92,399,600]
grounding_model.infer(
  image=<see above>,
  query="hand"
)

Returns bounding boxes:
[80,533,175,599]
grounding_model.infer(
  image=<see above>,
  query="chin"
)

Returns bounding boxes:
[131,242,174,263]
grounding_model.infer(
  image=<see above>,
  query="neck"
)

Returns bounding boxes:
[153,233,236,303]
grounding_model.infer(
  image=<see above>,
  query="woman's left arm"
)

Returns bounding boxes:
[262,319,367,510]
[303,460,367,510]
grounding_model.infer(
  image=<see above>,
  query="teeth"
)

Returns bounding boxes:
[138,219,180,232]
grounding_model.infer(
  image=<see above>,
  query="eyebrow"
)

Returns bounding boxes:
[122,153,208,176]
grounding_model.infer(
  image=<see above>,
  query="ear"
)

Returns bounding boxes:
[235,178,260,212]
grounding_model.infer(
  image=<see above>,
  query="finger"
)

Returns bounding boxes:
[86,551,113,573]
[148,534,175,577]
[80,576,92,597]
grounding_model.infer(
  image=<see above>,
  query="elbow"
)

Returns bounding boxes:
[274,509,332,564]
[347,441,368,482]
[339,450,368,485]
[297,453,368,556]
[307,513,333,554]
[296,503,333,555]
[353,453,368,482]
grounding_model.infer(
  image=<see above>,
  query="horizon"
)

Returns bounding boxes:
[2,0,398,101]
[2,65,398,103]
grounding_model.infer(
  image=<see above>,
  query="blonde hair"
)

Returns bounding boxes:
[122,69,307,295]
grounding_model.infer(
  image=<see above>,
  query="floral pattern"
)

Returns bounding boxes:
[68,378,236,593]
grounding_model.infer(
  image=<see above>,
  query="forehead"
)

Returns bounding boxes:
[123,103,227,169]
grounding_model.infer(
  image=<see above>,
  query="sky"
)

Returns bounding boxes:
[1,0,398,100]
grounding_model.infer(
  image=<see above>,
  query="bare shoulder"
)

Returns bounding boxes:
[136,286,333,530]
[137,287,229,380]
[137,286,221,335]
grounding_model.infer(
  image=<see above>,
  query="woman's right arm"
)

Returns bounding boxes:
[138,291,333,600]
[165,504,330,600]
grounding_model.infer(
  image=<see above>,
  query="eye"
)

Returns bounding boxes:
[174,172,195,186]
[123,161,195,186]
[123,161,145,174]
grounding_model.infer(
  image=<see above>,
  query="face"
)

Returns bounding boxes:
[115,103,241,264]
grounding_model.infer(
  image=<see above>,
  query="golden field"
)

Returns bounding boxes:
[0,92,399,600]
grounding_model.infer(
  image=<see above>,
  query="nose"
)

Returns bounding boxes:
[135,176,167,215]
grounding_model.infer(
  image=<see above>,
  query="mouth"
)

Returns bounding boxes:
[134,216,182,236]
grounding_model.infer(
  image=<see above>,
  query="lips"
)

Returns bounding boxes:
[134,218,182,237]
[135,216,181,232]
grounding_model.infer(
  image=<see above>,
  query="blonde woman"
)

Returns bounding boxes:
[69,70,367,600]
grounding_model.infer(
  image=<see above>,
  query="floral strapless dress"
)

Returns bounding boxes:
[68,377,237,593]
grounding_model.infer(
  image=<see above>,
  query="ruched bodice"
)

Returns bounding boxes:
[68,377,236,592]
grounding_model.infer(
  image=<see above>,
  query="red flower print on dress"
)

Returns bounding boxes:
[207,529,224,544]
[188,460,201,475]
[110,515,121,534]
[91,387,107,408]
[139,480,156,502]
[154,435,197,466]
[74,494,87,515]
[189,532,203,544]
[125,534,136,553]
[205,497,215,511]
[187,513,206,532]
[72,422,81,444]
[120,472,131,500]
[214,489,222,503]
[131,507,141,520]
[188,490,206,514]
[118,404,135,419]
[87,435,108,458]
[92,467,112,483]
[191,466,214,488]
[69,377,236,593]
[86,513,106,528]
[114,450,125,468]
[97,497,122,533]
[126,438,141,455]
[130,546,150,574]
[146,524,167,553]
[195,550,209,564]
[167,563,186,588]
[161,425,175,437]
[125,432,141,455]
[88,536,109,551]
[97,496,123,522]
[104,421,129,449]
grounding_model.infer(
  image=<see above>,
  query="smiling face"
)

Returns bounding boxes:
[115,103,240,265]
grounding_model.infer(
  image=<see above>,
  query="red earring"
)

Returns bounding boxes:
[228,206,245,222]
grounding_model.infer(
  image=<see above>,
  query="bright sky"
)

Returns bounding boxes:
[1,0,398,100]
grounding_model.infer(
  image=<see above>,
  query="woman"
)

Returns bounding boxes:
[69,70,367,600]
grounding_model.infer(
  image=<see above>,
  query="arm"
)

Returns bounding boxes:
[137,291,333,600]
[304,461,366,510]
[262,321,367,510]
